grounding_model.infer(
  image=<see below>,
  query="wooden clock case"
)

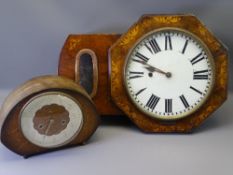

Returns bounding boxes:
[0,76,100,157]
[59,14,228,133]
[59,34,123,116]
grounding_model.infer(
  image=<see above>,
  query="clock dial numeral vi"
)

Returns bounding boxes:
[165,99,172,113]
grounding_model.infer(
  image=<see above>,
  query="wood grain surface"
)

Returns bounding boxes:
[0,75,100,157]
[59,34,123,116]
[109,14,228,132]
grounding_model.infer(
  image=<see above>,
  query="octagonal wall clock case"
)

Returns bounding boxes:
[59,14,228,133]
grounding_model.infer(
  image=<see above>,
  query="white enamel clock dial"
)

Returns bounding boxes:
[125,28,215,120]
[20,92,83,148]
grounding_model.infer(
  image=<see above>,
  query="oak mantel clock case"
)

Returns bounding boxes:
[0,76,99,157]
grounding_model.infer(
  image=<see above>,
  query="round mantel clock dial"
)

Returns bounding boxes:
[20,91,83,148]
[0,76,99,157]
[124,28,214,120]
[110,14,228,132]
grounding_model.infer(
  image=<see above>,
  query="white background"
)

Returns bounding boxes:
[0,1,233,175]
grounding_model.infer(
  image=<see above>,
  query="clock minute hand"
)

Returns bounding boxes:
[144,65,166,74]
[135,60,171,78]
[146,65,172,78]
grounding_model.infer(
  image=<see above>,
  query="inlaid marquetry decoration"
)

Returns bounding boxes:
[59,14,228,132]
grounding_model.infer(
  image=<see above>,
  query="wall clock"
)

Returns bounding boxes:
[0,76,99,157]
[59,14,228,132]
[123,27,215,121]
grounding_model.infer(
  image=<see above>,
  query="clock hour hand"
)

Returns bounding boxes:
[135,60,171,78]
[44,119,54,136]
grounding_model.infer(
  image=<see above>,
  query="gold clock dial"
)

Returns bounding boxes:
[124,28,215,120]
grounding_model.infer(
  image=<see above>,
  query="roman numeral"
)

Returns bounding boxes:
[165,35,172,50]
[190,53,205,65]
[135,88,147,96]
[190,86,203,95]
[145,43,153,54]
[129,71,144,79]
[182,40,188,54]
[179,95,190,108]
[165,99,172,113]
[146,94,160,110]
[193,70,209,80]
[148,38,161,54]
[133,52,149,63]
